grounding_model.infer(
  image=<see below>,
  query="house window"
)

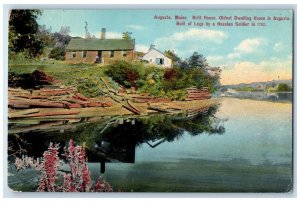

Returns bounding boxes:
[110,51,114,58]
[82,51,87,58]
[156,58,164,65]
[72,52,76,58]
[122,50,127,57]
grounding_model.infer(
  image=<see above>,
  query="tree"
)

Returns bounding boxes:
[38,24,53,48]
[122,32,132,40]
[187,52,208,69]
[277,83,292,92]
[9,9,44,58]
[59,26,71,36]
[50,26,71,60]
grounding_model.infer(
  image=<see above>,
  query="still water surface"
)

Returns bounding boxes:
[8,97,292,192]
[94,98,292,192]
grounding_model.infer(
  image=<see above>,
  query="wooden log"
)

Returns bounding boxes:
[8,88,31,93]
[123,100,141,115]
[101,102,113,107]
[9,99,65,108]
[85,102,105,107]
[9,110,80,118]
[187,97,209,99]
[38,91,70,96]
[68,103,83,108]
[8,119,40,125]
[9,104,30,109]
[11,95,49,99]
[8,121,64,134]
[74,93,89,101]
[8,109,40,118]
[147,106,173,113]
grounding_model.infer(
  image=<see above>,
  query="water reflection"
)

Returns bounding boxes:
[220,91,292,103]
[8,105,225,173]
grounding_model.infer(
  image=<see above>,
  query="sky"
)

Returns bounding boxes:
[37,9,293,85]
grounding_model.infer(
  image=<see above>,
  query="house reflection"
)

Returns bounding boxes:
[8,105,225,173]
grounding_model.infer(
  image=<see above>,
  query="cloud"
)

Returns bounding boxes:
[234,38,266,54]
[136,44,149,53]
[224,37,267,60]
[106,32,122,39]
[221,56,292,85]
[227,52,241,59]
[153,28,228,58]
[126,24,147,30]
[206,55,225,66]
[273,42,284,51]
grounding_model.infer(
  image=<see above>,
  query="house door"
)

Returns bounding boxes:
[96,51,102,63]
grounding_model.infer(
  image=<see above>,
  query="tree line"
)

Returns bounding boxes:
[9,10,71,60]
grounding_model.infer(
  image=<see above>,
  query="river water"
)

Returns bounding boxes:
[7,96,293,192]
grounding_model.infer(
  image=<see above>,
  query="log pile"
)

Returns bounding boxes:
[185,87,211,101]
[8,87,113,111]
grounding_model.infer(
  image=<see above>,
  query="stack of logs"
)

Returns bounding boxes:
[185,87,211,101]
[8,87,113,110]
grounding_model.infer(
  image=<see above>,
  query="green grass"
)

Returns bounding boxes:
[235,86,263,92]
[8,63,111,97]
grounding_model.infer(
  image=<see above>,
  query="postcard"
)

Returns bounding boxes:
[7,8,293,193]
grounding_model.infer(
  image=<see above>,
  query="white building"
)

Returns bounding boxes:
[142,45,172,68]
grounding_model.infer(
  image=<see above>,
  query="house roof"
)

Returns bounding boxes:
[143,47,172,60]
[66,38,135,51]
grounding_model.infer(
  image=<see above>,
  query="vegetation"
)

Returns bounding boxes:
[105,58,220,100]
[13,139,113,192]
[9,10,71,61]
[235,86,263,92]
[8,9,221,100]
[9,10,44,58]
[268,83,292,92]
[122,31,132,40]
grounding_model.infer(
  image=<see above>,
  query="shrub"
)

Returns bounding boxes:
[49,46,65,60]
[163,68,179,81]
[277,83,292,92]
[14,139,113,192]
[105,60,140,88]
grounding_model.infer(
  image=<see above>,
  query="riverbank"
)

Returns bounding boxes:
[8,84,218,135]
[8,92,218,120]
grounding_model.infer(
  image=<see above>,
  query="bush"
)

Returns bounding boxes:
[163,68,180,81]
[49,46,65,60]
[277,83,292,92]
[105,60,219,100]
[105,60,140,88]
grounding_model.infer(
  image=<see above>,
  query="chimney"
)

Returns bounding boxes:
[149,44,155,51]
[100,28,106,39]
